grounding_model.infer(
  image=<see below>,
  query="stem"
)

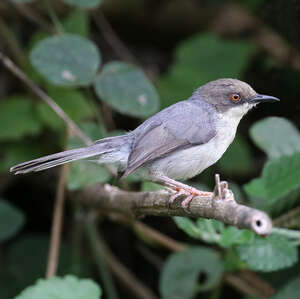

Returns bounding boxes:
[85,217,119,299]
[92,10,138,65]
[46,162,69,278]
[271,227,300,240]
[0,19,26,67]
[44,0,64,34]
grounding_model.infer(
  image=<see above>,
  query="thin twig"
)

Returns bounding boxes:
[46,162,69,278]
[74,180,272,235]
[0,52,92,146]
[92,10,139,65]
[43,0,64,34]
[0,18,26,67]
[133,220,185,251]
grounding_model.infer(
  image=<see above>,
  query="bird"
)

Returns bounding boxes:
[10,78,279,209]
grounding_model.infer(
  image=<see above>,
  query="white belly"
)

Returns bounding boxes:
[147,112,240,180]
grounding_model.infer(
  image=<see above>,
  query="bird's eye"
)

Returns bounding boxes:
[231,93,241,102]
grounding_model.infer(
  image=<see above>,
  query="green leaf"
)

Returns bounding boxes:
[30,34,100,86]
[218,135,254,175]
[173,217,224,243]
[250,117,300,159]
[0,97,42,141]
[0,200,25,242]
[37,87,94,130]
[67,160,111,190]
[219,227,254,248]
[63,10,89,37]
[160,247,223,299]
[270,275,300,299]
[94,61,160,118]
[14,275,101,299]
[157,33,255,108]
[244,153,300,204]
[63,0,101,9]
[237,235,298,272]
[141,182,163,191]
[173,217,203,239]
[224,248,246,271]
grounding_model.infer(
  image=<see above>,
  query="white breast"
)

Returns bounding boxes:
[148,107,247,180]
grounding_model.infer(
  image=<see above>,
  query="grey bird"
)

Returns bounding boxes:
[10,78,279,208]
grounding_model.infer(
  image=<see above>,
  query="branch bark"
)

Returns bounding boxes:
[74,177,272,235]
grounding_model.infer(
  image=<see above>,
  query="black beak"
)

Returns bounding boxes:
[249,94,280,104]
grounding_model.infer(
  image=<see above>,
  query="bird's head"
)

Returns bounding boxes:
[194,78,279,119]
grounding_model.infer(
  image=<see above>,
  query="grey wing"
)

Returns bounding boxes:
[122,100,217,177]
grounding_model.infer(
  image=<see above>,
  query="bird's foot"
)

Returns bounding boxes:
[158,176,211,212]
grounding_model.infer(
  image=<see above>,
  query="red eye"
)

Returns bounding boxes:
[231,94,241,102]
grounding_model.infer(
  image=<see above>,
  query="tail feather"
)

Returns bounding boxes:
[10,135,129,175]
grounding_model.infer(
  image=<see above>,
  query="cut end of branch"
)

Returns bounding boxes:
[249,212,272,236]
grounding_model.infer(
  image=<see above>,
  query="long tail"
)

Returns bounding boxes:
[10,135,128,175]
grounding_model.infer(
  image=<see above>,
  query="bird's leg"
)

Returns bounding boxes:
[155,175,211,210]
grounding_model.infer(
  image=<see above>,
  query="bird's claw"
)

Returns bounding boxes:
[166,187,210,213]
[213,174,232,200]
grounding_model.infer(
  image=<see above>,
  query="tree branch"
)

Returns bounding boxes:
[74,175,272,235]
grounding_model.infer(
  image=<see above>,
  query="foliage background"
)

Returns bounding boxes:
[1,0,300,298]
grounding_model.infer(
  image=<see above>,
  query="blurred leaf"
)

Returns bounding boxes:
[237,235,297,272]
[219,227,254,248]
[63,0,101,9]
[0,142,43,174]
[160,247,223,299]
[67,160,111,190]
[79,121,106,141]
[173,217,203,239]
[141,181,163,191]
[94,61,160,118]
[224,248,246,271]
[0,200,25,242]
[30,34,100,86]
[37,87,94,130]
[270,275,300,299]
[0,97,42,141]
[15,275,101,299]
[63,10,89,37]
[244,153,300,204]
[173,217,224,243]
[157,33,255,108]
[218,135,254,175]
[250,117,300,159]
